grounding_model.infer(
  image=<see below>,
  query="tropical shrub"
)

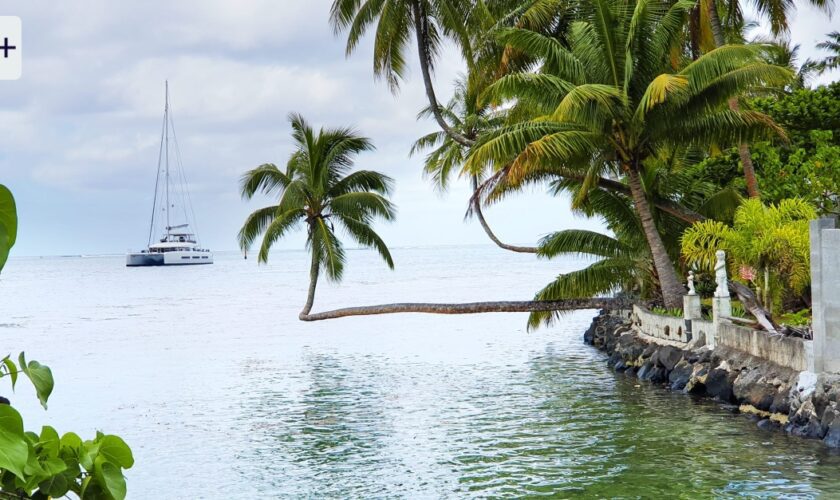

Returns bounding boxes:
[0,185,133,499]
[651,307,683,318]
[681,198,816,312]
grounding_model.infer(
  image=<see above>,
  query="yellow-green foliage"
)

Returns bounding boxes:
[681,198,816,294]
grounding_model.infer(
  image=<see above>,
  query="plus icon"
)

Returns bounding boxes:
[0,37,15,58]
[0,17,22,80]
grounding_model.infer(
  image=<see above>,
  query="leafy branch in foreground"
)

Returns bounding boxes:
[0,354,134,500]
[0,185,133,500]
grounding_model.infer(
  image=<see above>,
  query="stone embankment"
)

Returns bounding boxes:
[587,311,840,447]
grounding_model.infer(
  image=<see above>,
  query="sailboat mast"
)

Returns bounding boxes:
[164,80,171,237]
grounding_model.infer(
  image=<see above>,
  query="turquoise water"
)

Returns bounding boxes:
[2,247,840,498]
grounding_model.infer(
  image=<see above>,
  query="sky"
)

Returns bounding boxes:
[0,0,837,256]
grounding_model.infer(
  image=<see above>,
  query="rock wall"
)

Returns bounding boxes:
[586,311,840,448]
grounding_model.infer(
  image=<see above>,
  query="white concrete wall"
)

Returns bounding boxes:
[632,305,691,345]
[693,319,714,346]
[812,217,840,373]
[717,323,811,371]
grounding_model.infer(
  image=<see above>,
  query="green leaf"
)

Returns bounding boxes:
[0,405,29,480]
[60,432,82,454]
[95,456,127,500]
[18,353,54,409]
[80,440,100,471]
[38,456,67,476]
[1,356,17,389]
[0,185,16,273]
[98,435,134,469]
[39,426,60,458]
[39,472,70,498]
[80,474,93,498]
[0,185,16,248]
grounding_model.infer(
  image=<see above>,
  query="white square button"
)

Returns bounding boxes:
[0,16,21,80]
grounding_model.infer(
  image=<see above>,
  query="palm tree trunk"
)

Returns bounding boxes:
[410,0,474,148]
[299,249,320,319]
[626,168,686,308]
[299,298,624,321]
[470,176,537,253]
[705,0,760,198]
[738,142,760,198]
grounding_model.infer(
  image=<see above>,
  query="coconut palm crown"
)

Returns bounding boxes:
[465,0,792,308]
[238,113,396,317]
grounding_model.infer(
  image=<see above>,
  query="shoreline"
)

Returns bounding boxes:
[586,310,840,448]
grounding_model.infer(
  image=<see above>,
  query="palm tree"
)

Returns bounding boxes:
[466,0,790,308]
[240,117,623,322]
[757,39,815,89]
[238,113,397,319]
[331,0,584,253]
[813,31,840,74]
[330,0,474,146]
[525,147,742,327]
[527,189,660,328]
[411,76,538,253]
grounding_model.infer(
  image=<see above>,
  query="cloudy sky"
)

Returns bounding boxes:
[1,1,837,256]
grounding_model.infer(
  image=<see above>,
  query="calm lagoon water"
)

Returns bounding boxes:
[2,246,840,498]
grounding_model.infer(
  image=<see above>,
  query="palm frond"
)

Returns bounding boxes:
[255,208,307,263]
[239,164,293,199]
[538,229,630,259]
[336,214,395,269]
[310,217,347,281]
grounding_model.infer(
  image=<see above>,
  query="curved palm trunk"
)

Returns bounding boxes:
[626,168,686,308]
[705,0,760,199]
[299,249,320,319]
[299,298,624,321]
[470,176,537,253]
[411,0,473,148]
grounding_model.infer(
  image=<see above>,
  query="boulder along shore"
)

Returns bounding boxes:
[586,311,840,448]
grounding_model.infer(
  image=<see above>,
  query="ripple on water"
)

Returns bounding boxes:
[230,340,840,498]
[5,251,840,498]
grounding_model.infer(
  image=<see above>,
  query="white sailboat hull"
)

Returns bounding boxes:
[126,250,213,266]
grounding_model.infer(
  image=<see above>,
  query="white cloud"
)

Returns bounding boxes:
[0,0,836,255]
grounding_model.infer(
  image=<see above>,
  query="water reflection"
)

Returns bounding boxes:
[237,353,405,496]
[236,339,840,497]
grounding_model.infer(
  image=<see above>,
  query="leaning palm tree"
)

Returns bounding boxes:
[330,0,474,146]
[525,146,742,327]
[238,113,397,319]
[331,0,571,253]
[411,75,538,253]
[466,0,791,308]
[241,115,622,322]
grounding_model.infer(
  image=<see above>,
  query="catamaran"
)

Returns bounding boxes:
[126,82,213,267]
